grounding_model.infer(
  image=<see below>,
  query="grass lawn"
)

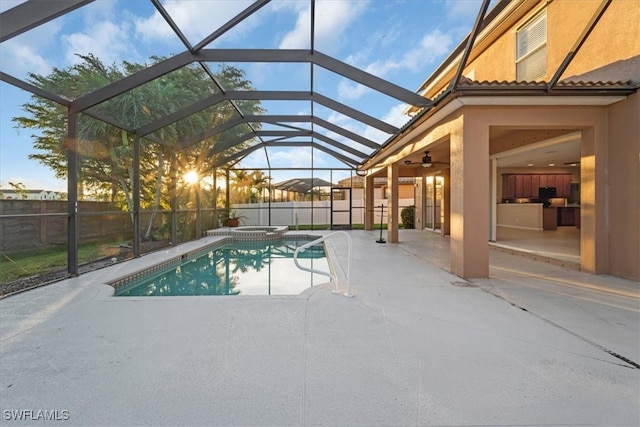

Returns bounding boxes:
[0,242,121,284]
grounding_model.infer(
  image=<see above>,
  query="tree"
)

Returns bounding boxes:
[227,170,270,204]
[249,171,270,202]
[8,182,28,199]
[13,54,264,240]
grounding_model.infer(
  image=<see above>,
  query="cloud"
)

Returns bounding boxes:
[62,20,136,66]
[441,0,501,43]
[321,103,411,146]
[277,5,310,48]
[362,103,412,143]
[368,29,453,76]
[279,0,368,50]
[382,103,413,127]
[322,110,377,147]
[135,0,255,45]
[0,18,61,77]
[337,81,370,100]
[336,29,453,101]
[269,147,320,168]
[2,2,141,76]
[325,111,358,132]
[443,0,486,23]
[1,42,53,77]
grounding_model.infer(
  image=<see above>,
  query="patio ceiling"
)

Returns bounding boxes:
[0,0,465,171]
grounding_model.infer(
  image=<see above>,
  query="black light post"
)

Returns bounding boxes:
[376,204,386,243]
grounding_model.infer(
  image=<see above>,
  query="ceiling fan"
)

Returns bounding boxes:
[403,151,447,168]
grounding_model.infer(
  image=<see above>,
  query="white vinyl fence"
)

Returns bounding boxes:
[231,198,414,227]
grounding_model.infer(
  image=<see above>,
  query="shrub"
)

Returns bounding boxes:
[401,206,415,229]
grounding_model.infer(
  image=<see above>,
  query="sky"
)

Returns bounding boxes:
[0,0,487,191]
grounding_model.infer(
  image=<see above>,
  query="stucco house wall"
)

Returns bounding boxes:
[364,0,639,280]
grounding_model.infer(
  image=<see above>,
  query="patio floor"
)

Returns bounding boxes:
[1,229,638,426]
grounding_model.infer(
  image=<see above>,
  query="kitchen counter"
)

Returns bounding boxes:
[543,207,557,230]
[497,203,543,230]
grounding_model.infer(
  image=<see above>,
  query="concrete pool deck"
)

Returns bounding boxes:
[1,230,638,426]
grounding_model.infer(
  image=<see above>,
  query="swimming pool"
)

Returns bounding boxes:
[113,239,329,296]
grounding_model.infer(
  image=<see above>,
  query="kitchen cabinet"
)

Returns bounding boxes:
[502,174,573,199]
[539,175,547,188]
[505,174,516,198]
[558,207,580,227]
[543,208,558,230]
[559,174,571,199]
[523,175,532,198]
[546,174,556,189]
[530,175,540,198]
[515,175,524,197]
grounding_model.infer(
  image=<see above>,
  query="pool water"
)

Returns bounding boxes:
[115,240,329,296]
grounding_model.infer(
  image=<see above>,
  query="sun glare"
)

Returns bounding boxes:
[184,170,199,185]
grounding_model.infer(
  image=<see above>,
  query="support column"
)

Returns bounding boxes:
[414,176,424,230]
[132,136,141,257]
[580,126,608,274]
[213,167,218,229]
[449,115,489,278]
[195,181,201,238]
[66,111,79,276]
[170,153,177,245]
[387,163,399,243]
[225,168,231,210]
[489,158,497,242]
[364,173,375,230]
[441,168,451,236]
[268,169,272,226]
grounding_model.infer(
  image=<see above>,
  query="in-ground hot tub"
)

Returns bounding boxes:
[207,225,289,241]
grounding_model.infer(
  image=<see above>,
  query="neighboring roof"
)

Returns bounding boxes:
[272,178,335,194]
[0,189,62,194]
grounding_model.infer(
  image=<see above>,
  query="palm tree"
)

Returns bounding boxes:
[249,171,270,202]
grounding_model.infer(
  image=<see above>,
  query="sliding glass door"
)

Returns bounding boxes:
[424,175,443,231]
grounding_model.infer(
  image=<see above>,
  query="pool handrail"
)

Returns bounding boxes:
[293,231,353,297]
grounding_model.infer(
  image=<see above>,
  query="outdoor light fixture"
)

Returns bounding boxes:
[355,169,367,177]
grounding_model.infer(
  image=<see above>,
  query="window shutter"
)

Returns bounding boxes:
[516,11,547,81]
[517,47,546,81]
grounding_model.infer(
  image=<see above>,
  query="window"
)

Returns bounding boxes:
[516,10,547,81]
